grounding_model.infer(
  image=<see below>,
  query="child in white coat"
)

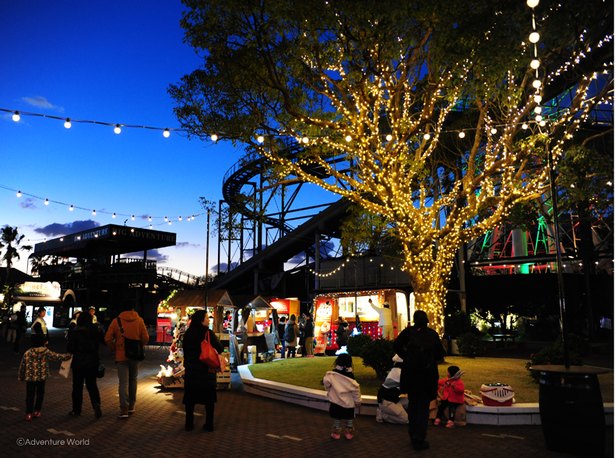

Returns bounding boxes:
[323,353,361,440]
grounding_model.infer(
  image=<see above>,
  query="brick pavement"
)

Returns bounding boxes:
[0,330,611,458]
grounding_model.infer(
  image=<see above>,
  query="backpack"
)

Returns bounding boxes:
[284,324,296,343]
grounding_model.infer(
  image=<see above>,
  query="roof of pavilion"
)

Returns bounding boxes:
[33,224,176,259]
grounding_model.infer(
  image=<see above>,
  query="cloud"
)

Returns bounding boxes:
[211,262,239,273]
[125,249,168,263]
[175,241,200,249]
[20,198,37,209]
[21,96,64,112]
[35,220,100,237]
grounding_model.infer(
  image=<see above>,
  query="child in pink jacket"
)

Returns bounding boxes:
[435,365,465,428]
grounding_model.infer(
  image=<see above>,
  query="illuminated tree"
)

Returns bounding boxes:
[171,0,613,333]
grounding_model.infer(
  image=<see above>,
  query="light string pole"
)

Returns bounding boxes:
[546,144,570,368]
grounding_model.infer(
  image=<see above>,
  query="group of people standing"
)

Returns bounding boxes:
[278,312,314,358]
[17,303,150,423]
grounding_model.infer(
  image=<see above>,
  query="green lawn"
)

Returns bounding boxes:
[248,356,614,404]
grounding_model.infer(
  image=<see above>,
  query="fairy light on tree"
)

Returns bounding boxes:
[170,1,613,334]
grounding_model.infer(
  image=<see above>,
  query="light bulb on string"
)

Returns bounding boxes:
[257,135,264,143]
[530,59,540,70]
[532,79,542,89]
[210,134,218,142]
[113,124,122,134]
[12,111,20,122]
[44,198,49,206]
[178,216,183,221]
[112,213,117,219]
[458,131,466,138]
[64,118,72,129]
[423,133,431,140]
[529,32,540,44]
[163,128,170,138]
[131,215,135,221]
[534,94,542,103]
[16,190,22,198]
[345,135,352,142]
[92,209,96,216]
[527,0,539,8]
[69,204,74,211]
[385,134,393,142]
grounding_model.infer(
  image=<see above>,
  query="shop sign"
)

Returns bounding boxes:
[15,281,61,299]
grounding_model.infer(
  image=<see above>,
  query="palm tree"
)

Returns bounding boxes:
[0,226,32,311]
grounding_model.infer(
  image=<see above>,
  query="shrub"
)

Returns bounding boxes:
[444,310,472,338]
[456,331,483,357]
[360,338,395,380]
[346,333,373,358]
[526,333,585,381]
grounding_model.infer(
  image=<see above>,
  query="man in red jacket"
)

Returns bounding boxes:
[104,303,149,419]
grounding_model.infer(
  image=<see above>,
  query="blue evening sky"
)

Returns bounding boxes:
[0,0,251,277]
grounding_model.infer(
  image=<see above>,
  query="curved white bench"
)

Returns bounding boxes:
[238,365,614,426]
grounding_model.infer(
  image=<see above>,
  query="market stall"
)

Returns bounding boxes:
[313,290,410,354]
[156,289,233,390]
[232,295,277,364]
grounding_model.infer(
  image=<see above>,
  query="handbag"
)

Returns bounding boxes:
[97,362,105,378]
[59,356,72,378]
[199,331,220,370]
[117,317,145,361]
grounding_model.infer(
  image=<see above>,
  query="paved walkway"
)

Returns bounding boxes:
[0,329,611,457]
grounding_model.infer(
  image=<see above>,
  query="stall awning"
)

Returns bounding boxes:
[207,290,236,308]
[232,295,272,310]
[166,289,207,309]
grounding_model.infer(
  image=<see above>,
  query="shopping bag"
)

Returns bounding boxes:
[218,352,228,373]
[59,356,72,378]
[124,337,145,361]
[199,332,220,370]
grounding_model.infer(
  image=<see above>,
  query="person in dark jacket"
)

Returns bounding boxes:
[334,316,350,349]
[67,312,102,418]
[302,313,314,357]
[393,310,446,452]
[13,304,27,353]
[182,309,223,432]
[277,316,287,358]
[30,307,48,344]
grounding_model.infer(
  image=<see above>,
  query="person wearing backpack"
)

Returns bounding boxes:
[284,314,299,358]
[393,310,446,452]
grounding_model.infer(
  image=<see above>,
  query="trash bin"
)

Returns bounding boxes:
[531,365,608,457]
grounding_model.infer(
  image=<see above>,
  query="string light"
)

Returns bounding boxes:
[0,184,205,228]
[2,106,597,145]
[0,108,186,138]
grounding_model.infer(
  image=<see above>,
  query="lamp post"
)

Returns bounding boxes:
[546,145,570,367]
